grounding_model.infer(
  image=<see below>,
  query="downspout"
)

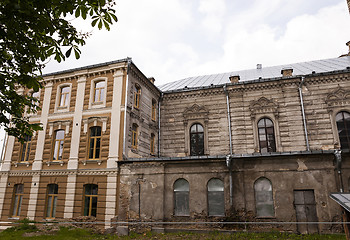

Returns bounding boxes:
[122,59,131,158]
[223,84,233,207]
[158,92,163,157]
[298,77,310,151]
[335,150,344,192]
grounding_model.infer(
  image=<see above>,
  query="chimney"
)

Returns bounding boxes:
[148,77,155,84]
[229,75,240,83]
[347,41,350,55]
[281,67,293,77]
[257,64,262,69]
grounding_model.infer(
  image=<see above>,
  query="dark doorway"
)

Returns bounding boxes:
[293,190,318,234]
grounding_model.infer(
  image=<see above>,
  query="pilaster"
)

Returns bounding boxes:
[0,173,9,217]
[105,172,118,228]
[0,135,14,171]
[64,174,77,218]
[27,174,40,220]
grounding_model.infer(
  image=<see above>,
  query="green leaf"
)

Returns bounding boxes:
[65,47,72,58]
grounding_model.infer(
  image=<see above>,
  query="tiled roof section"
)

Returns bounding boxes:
[159,56,350,92]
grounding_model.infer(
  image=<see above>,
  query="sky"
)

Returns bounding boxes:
[42,0,350,87]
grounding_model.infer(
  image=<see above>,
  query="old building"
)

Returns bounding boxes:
[0,51,350,234]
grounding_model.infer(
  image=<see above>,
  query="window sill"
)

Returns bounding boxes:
[81,160,102,166]
[8,217,20,220]
[14,162,31,168]
[46,161,64,167]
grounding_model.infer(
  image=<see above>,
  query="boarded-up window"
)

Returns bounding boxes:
[208,178,225,216]
[174,178,189,216]
[254,177,274,217]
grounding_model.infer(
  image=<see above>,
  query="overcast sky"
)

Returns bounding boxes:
[44,0,349,87]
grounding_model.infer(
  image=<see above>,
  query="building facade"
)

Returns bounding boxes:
[0,54,350,234]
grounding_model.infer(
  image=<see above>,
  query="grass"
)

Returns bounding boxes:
[0,221,346,240]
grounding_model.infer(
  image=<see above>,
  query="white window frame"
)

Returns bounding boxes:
[89,77,108,109]
[54,83,72,113]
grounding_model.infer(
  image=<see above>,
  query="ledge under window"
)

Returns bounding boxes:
[14,162,31,168]
[81,160,102,166]
[46,161,64,167]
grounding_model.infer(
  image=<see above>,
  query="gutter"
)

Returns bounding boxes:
[298,77,310,151]
[223,84,234,207]
[334,150,344,192]
[158,92,163,157]
[122,59,132,158]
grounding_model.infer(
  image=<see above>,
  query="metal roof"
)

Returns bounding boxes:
[330,193,350,212]
[159,56,350,92]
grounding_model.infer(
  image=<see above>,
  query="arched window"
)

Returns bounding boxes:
[190,123,204,156]
[46,184,58,219]
[89,126,101,160]
[83,184,98,217]
[150,133,155,155]
[53,130,64,161]
[131,124,138,149]
[94,81,105,103]
[336,111,350,150]
[174,178,189,216]
[59,86,70,107]
[254,177,274,217]
[207,178,225,216]
[12,184,24,217]
[134,84,141,109]
[20,135,32,162]
[258,118,276,153]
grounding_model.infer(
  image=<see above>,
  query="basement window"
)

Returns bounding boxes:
[254,177,275,217]
[174,178,189,216]
[208,178,225,216]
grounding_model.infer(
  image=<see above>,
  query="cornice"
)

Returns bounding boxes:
[5,169,118,177]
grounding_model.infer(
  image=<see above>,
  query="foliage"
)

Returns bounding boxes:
[0,0,117,142]
[2,218,37,233]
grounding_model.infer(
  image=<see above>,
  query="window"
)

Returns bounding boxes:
[134,84,141,109]
[131,124,138,149]
[59,86,70,107]
[150,133,155,155]
[52,130,64,161]
[258,118,276,153]
[12,184,24,217]
[254,178,274,217]
[46,184,58,219]
[89,126,101,160]
[207,178,225,216]
[31,91,40,111]
[83,184,98,217]
[336,111,350,150]
[174,178,189,216]
[20,135,32,162]
[190,123,204,156]
[94,81,105,103]
[151,99,157,121]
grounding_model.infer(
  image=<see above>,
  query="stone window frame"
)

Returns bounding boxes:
[329,108,350,149]
[88,126,102,160]
[45,184,58,219]
[51,129,65,162]
[82,184,98,217]
[131,123,139,150]
[173,178,190,216]
[183,104,209,156]
[254,177,275,218]
[54,83,72,113]
[207,178,225,217]
[11,184,24,218]
[257,117,277,153]
[250,97,282,153]
[151,98,157,121]
[189,123,205,156]
[19,135,32,162]
[25,89,41,116]
[133,83,141,109]
[89,77,108,109]
[325,87,350,149]
[47,120,71,166]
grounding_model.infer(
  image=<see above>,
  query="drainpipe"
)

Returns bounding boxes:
[158,92,163,157]
[223,85,233,207]
[122,59,132,158]
[335,150,344,192]
[298,77,310,151]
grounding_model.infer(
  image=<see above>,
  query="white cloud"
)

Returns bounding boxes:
[43,0,349,85]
